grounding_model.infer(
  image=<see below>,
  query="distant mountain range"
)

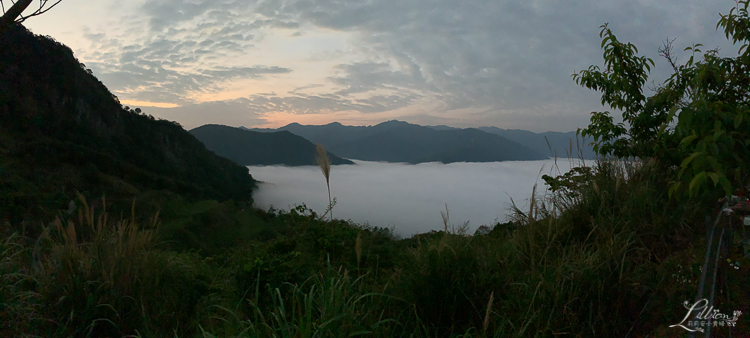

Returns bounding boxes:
[243,120,581,164]
[190,125,354,166]
[424,125,595,159]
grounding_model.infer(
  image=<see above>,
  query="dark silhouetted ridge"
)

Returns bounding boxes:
[249,120,546,163]
[190,124,354,166]
[0,24,255,224]
[476,127,595,159]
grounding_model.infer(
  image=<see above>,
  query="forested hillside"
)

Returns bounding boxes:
[0,24,255,226]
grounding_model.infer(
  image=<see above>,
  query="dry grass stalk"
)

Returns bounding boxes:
[45,194,158,288]
[541,210,557,266]
[355,232,362,268]
[439,204,469,235]
[528,184,537,270]
[483,291,494,334]
[315,143,333,220]
[441,203,450,232]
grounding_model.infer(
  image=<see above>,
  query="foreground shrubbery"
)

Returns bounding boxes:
[3,158,746,337]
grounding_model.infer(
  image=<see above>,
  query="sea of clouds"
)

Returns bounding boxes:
[248,159,583,237]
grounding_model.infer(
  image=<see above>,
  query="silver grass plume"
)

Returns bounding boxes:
[315,143,333,220]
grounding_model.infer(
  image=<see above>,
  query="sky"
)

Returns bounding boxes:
[249,159,580,237]
[21,0,742,132]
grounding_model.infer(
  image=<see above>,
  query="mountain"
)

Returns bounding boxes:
[424,124,459,131]
[0,24,255,224]
[247,120,546,163]
[246,122,371,148]
[423,125,595,159]
[476,127,595,159]
[190,125,354,166]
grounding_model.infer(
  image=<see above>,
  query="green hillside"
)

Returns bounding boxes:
[0,24,255,225]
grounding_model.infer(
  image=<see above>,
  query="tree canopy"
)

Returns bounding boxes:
[575,0,750,199]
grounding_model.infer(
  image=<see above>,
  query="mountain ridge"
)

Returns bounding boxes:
[245,120,548,163]
[190,124,354,166]
[245,121,595,160]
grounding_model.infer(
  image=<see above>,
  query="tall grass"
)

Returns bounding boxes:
[202,267,399,337]
[23,194,215,337]
[492,158,706,336]
[315,144,333,220]
[0,156,716,337]
[0,230,42,337]
[394,157,708,337]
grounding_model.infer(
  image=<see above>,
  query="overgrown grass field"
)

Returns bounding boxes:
[2,159,747,337]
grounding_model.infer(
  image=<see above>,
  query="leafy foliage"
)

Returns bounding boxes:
[574,1,750,198]
[573,23,657,158]
[665,1,750,197]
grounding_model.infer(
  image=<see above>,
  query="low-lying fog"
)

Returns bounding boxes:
[248,159,582,237]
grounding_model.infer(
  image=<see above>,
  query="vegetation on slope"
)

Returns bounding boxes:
[2,157,747,337]
[0,23,256,228]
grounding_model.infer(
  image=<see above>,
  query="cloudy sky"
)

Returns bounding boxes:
[22,0,741,132]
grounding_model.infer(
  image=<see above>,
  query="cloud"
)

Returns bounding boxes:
[72,0,302,106]
[81,28,291,104]
[50,0,741,131]
[141,0,215,32]
[250,159,580,237]
[289,83,324,94]
[283,0,739,129]
[240,91,420,115]
[201,66,292,78]
[146,98,270,129]
[329,62,426,96]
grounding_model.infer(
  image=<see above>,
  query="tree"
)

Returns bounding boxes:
[0,0,63,36]
[573,23,656,159]
[574,0,750,199]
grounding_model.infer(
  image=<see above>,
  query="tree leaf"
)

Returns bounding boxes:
[689,172,707,196]
[680,134,698,146]
[719,176,732,196]
[680,152,702,168]
[708,172,720,185]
